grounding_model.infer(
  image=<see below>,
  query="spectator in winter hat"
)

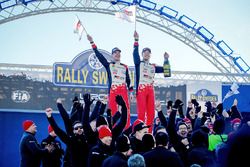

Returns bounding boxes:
[228,118,242,139]
[88,125,113,167]
[231,118,241,131]
[102,134,132,167]
[41,125,64,167]
[45,107,89,167]
[98,125,112,146]
[20,120,53,167]
[130,119,150,154]
[182,117,193,133]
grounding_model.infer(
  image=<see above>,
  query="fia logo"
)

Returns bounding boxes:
[88,53,103,70]
[11,90,30,103]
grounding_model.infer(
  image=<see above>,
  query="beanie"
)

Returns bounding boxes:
[231,118,241,125]
[48,125,54,133]
[98,125,112,139]
[22,120,34,131]
[183,117,191,124]
[116,134,130,152]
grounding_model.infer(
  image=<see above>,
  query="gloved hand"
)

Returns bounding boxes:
[115,95,126,107]
[173,99,184,109]
[196,106,201,113]
[72,96,79,103]
[191,99,199,107]
[106,109,112,116]
[71,96,81,109]
[84,93,94,106]
[167,100,173,109]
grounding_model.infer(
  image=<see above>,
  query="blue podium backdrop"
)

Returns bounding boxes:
[0,111,137,167]
[222,84,250,113]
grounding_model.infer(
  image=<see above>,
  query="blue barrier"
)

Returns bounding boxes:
[0,110,138,167]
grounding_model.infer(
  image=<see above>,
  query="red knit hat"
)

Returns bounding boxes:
[231,118,241,124]
[98,125,112,139]
[183,117,191,124]
[22,120,34,131]
[48,125,54,133]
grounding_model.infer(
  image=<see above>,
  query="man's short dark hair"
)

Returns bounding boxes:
[155,132,169,146]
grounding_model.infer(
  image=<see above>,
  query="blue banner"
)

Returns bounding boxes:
[222,84,250,112]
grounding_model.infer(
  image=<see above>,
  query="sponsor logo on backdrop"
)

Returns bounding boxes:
[11,90,30,103]
[53,49,134,88]
[190,89,218,102]
[53,49,111,88]
[88,53,103,70]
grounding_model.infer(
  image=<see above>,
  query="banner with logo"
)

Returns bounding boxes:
[186,81,221,111]
[0,49,186,114]
[53,49,135,88]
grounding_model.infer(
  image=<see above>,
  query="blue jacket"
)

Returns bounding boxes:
[19,132,48,167]
[102,152,128,167]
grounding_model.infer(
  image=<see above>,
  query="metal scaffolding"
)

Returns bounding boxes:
[0,0,249,83]
[1,63,249,85]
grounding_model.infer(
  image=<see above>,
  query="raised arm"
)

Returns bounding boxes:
[155,52,171,77]
[230,99,243,119]
[155,100,168,128]
[56,98,73,135]
[82,94,94,133]
[112,95,127,140]
[87,34,109,67]
[133,31,141,65]
[167,100,183,145]
[45,108,70,145]
[99,101,107,116]
[89,100,101,123]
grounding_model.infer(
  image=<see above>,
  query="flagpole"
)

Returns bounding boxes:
[75,14,89,35]
[134,5,137,31]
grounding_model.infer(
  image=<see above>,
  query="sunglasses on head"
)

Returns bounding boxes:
[74,126,83,130]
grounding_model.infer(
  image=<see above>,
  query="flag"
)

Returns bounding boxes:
[115,5,136,23]
[74,16,85,40]
[223,82,240,102]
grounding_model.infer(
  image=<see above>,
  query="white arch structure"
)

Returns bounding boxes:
[0,0,249,83]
